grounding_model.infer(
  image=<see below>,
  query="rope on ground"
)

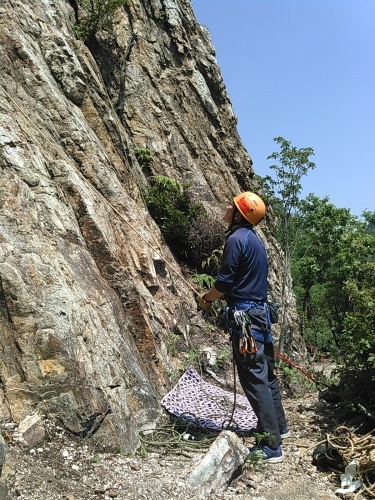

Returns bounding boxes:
[328,426,375,499]
[306,425,375,499]
[139,417,219,458]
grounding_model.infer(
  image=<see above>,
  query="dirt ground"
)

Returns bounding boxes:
[0,359,372,500]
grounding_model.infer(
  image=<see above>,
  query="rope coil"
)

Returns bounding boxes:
[308,425,375,498]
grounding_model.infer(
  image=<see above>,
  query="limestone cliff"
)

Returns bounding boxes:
[0,0,302,452]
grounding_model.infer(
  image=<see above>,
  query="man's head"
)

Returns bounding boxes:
[233,192,266,227]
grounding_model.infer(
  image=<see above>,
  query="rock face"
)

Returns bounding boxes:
[0,0,302,452]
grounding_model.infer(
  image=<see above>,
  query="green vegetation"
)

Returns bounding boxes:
[74,0,129,43]
[245,449,264,465]
[258,137,316,352]
[134,147,153,176]
[261,136,316,247]
[280,365,315,394]
[183,347,202,369]
[191,272,223,321]
[141,159,224,269]
[142,175,204,262]
[140,149,224,305]
[201,248,223,276]
[216,348,231,368]
[254,431,275,447]
[138,441,148,458]
[259,137,375,411]
[191,273,216,291]
[166,332,179,356]
[291,196,375,386]
[165,368,180,382]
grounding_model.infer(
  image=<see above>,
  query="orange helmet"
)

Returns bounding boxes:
[233,192,266,226]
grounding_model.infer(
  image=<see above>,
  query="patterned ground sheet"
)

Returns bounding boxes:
[161,366,257,433]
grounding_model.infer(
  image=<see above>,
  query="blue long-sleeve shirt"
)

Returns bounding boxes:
[214,224,268,304]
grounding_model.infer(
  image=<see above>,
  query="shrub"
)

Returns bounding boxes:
[75,0,129,43]
[187,214,225,273]
[142,176,204,262]
[134,148,153,177]
[191,273,216,291]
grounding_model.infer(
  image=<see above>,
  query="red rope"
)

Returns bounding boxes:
[275,349,317,384]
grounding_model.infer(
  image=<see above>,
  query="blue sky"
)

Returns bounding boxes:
[191,0,375,217]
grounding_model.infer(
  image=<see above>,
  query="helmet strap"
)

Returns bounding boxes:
[230,206,240,225]
[226,210,252,236]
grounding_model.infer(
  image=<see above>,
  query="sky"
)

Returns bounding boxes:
[190,0,375,217]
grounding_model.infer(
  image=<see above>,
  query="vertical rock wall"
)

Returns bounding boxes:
[0,0,302,452]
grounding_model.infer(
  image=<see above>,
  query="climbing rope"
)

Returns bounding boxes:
[139,417,219,458]
[328,426,375,499]
[275,349,318,384]
[307,425,375,498]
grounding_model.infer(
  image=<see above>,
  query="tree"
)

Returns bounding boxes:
[262,137,316,353]
[265,137,316,246]
[292,195,359,345]
[339,211,375,370]
[293,201,374,382]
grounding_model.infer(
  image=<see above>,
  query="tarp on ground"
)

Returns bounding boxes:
[161,366,257,433]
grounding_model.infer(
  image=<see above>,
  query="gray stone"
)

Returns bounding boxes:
[0,433,7,473]
[187,430,248,495]
[0,484,10,500]
[16,413,45,446]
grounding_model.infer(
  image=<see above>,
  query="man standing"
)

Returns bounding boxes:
[198,192,288,463]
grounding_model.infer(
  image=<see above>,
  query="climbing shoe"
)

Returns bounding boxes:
[247,445,284,463]
[281,428,291,439]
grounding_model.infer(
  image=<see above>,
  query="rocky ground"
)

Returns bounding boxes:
[0,360,372,500]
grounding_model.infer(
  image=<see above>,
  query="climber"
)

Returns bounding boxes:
[198,192,289,463]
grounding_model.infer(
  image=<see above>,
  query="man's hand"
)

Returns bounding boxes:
[198,294,213,311]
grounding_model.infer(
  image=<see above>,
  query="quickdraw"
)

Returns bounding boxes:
[232,310,258,355]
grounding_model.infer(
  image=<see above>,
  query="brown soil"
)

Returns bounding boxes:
[1,359,371,500]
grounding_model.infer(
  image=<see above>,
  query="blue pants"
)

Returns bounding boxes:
[232,337,287,449]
